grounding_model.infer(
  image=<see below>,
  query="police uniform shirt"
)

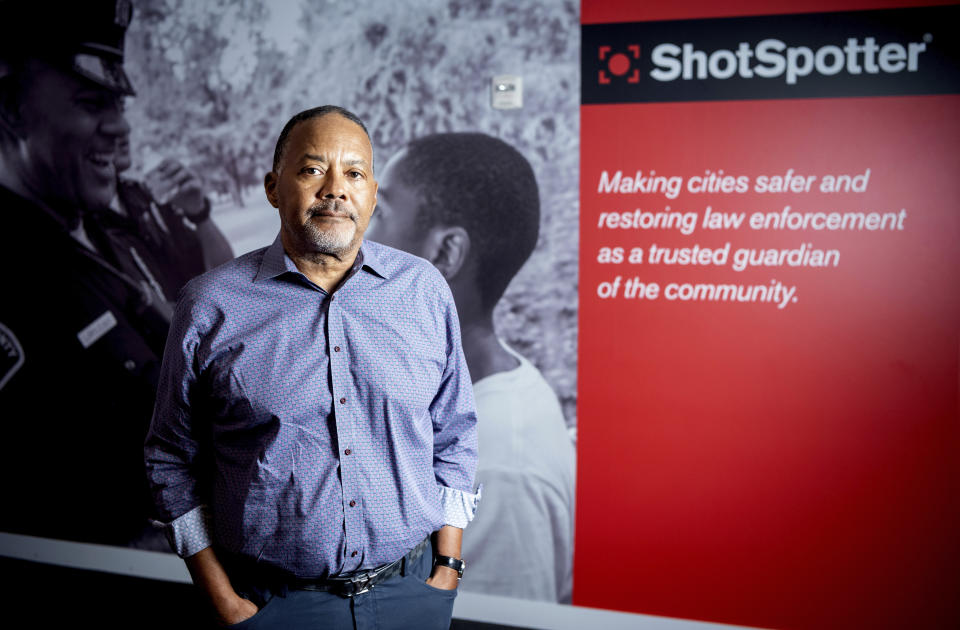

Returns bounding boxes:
[0,184,168,545]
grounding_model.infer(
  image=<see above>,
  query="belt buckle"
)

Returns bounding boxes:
[345,571,375,597]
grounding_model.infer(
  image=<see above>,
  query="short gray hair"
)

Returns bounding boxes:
[272,105,373,173]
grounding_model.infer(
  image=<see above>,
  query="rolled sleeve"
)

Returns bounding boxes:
[162,504,213,557]
[439,483,483,528]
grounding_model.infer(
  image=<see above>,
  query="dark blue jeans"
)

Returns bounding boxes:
[224,546,456,630]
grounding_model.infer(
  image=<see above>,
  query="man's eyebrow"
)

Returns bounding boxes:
[302,153,370,169]
[345,157,371,169]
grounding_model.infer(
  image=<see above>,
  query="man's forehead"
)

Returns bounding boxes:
[288,115,373,159]
[25,59,120,100]
[383,148,408,172]
[378,151,415,192]
[378,156,423,209]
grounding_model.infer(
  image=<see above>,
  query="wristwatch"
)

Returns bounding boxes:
[434,554,466,579]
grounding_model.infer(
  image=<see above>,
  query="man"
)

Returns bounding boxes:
[145,106,479,628]
[0,0,173,545]
[366,133,576,602]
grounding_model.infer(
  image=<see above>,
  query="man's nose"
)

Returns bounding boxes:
[100,103,131,138]
[320,170,347,200]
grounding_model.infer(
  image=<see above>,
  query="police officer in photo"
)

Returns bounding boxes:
[0,0,185,546]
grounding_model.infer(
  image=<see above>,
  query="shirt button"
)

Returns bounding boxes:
[344,449,351,455]
[123,359,136,371]
[351,550,358,557]
[349,500,356,507]
[334,346,341,352]
[339,397,346,404]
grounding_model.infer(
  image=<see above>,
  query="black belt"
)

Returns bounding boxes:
[290,537,431,598]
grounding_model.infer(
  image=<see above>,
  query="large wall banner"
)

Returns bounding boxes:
[0,0,583,623]
[576,1,959,628]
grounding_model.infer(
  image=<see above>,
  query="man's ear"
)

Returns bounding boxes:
[264,171,280,208]
[423,226,470,281]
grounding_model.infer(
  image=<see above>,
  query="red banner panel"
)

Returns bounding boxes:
[576,3,960,628]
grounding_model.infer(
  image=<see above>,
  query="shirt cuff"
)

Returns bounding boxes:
[160,505,213,557]
[439,484,482,529]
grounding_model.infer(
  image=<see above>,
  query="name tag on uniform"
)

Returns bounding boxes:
[77,310,118,349]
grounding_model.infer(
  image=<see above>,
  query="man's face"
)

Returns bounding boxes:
[266,115,377,259]
[17,60,130,211]
[365,149,428,255]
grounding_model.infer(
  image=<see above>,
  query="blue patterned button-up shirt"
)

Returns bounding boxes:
[144,235,479,578]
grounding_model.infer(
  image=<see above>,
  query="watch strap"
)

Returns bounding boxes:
[434,554,465,578]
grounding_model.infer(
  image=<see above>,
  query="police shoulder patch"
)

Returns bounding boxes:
[0,322,25,391]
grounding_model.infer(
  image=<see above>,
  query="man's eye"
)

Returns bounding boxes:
[348,171,364,179]
[76,97,110,112]
[302,167,321,175]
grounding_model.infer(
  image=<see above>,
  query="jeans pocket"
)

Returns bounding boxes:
[223,594,275,628]
[415,578,459,597]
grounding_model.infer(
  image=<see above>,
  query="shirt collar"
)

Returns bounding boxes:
[359,241,388,279]
[254,233,390,284]
[254,233,300,283]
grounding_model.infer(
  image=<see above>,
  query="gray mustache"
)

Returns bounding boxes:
[309,200,356,221]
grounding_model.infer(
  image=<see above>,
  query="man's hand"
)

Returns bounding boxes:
[426,564,460,590]
[215,594,258,626]
[185,547,258,627]
[145,158,207,220]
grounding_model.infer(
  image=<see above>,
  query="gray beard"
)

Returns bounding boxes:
[299,199,359,258]
[303,221,356,257]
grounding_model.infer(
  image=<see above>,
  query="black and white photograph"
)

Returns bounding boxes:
[0,0,579,624]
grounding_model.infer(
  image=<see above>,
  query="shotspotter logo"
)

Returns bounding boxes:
[649,36,929,85]
[598,45,641,84]
[582,5,959,104]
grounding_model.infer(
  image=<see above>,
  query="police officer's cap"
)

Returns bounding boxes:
[0,0,136,95]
